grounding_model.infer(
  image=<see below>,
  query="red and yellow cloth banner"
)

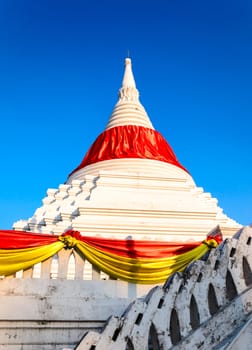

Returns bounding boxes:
[0,229,222,284]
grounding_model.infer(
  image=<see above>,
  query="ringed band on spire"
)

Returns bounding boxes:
[106,57,153,130]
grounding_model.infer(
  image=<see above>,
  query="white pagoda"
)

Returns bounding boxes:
[14,58,241,241]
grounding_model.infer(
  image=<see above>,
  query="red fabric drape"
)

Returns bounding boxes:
[0,229,222,259]
[0,230,201,259]
[0,230,58,248]
[79,236,199,258]
[69,125,188,177]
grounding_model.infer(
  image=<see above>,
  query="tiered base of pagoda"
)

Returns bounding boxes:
[14,163,241,240]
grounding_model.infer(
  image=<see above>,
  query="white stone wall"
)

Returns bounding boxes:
[0,278,150,350]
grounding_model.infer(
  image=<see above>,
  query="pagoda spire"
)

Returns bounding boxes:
[105,58,154,130]
[119,58,139,101]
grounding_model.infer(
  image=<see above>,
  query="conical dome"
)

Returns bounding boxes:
[67,58,188,182]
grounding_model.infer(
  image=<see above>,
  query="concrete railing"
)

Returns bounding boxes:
[74,226,252,350]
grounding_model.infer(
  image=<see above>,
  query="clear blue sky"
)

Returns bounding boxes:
[0,0,251,229]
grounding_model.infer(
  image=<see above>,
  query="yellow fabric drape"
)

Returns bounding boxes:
[0,241,63,276]
[75,239,217,284]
